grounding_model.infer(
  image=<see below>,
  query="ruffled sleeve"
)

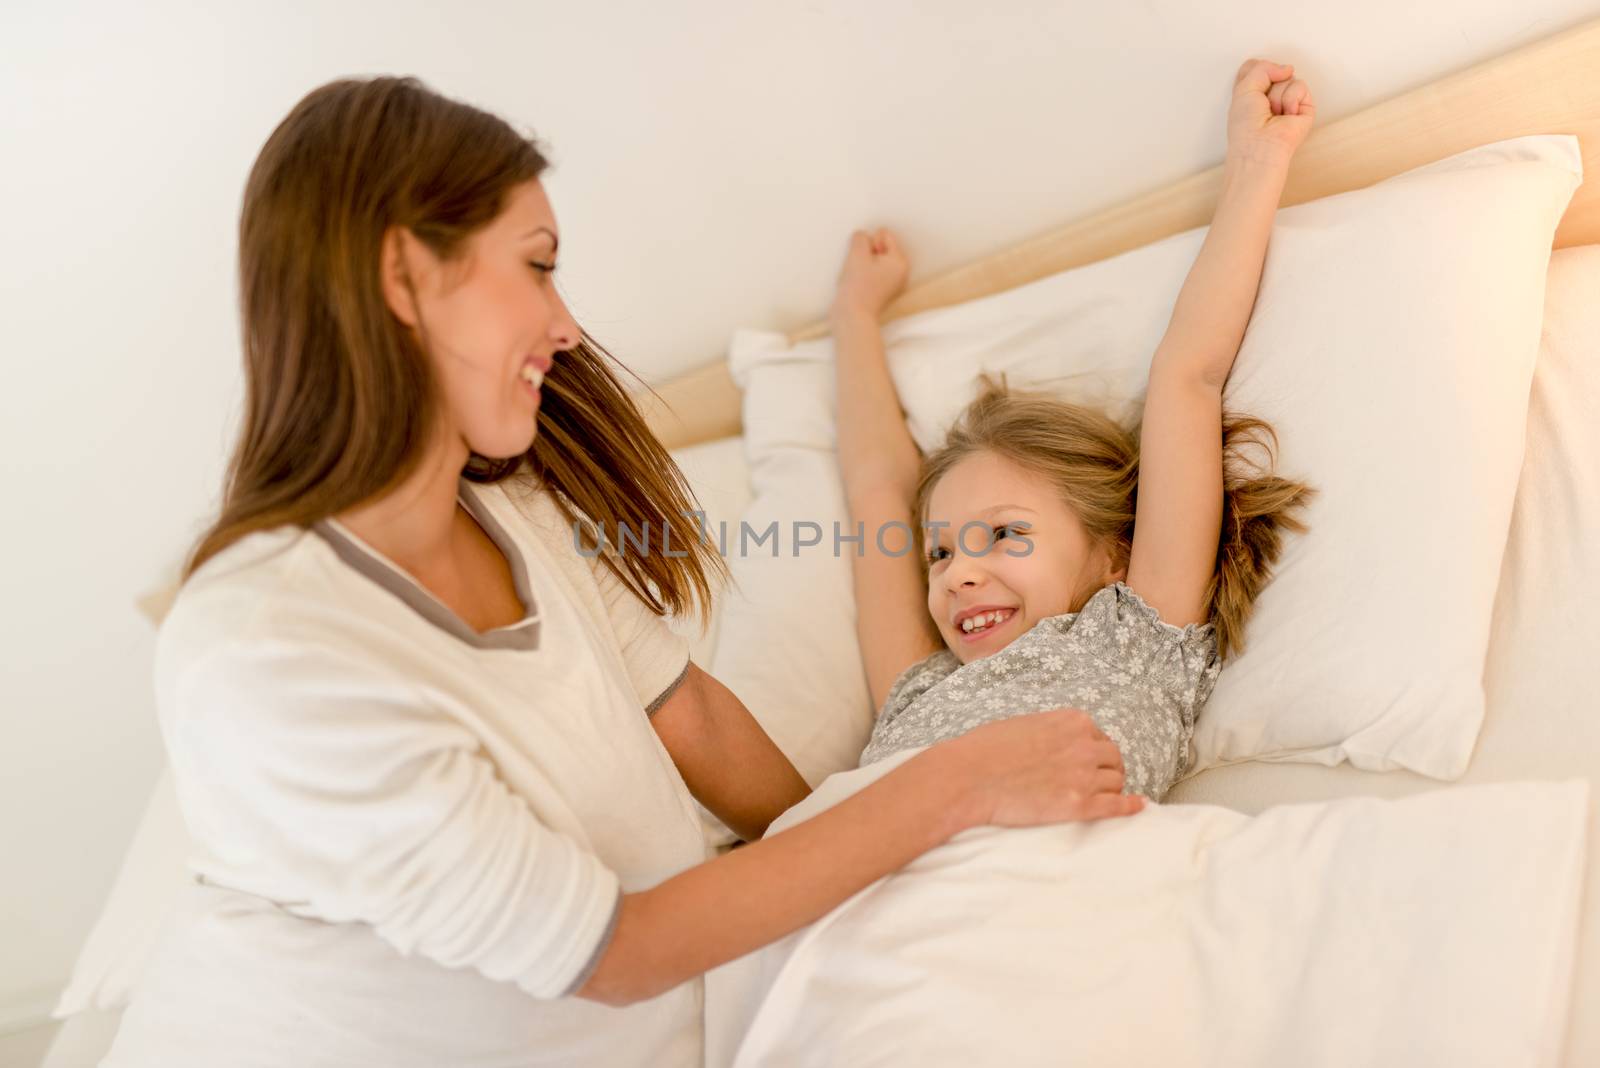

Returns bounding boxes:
[1072,582,1223,720]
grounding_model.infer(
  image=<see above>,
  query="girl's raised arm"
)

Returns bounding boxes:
[1125,59,1315,625]
[831,229,944,712]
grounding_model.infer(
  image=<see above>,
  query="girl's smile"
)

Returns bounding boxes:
[954,605,1019,644]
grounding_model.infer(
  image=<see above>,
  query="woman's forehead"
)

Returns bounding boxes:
[496,179,558,242]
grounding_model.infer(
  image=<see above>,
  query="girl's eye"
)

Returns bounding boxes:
[992,525,1013,540]
[528,261,557,277]
[925,546,950,565]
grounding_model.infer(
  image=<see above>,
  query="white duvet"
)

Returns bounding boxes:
[705,749,1589,1068]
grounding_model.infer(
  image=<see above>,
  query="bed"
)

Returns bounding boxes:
[653,17,1600,1065]
[48,18,1600,1068]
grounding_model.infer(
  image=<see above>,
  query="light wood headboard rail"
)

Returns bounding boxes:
[637,17,1600,450]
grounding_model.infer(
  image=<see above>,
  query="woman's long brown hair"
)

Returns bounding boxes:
[187,75,725,627]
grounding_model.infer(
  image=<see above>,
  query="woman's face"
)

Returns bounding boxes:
[924,450,1123,664]
[380,178,580,461]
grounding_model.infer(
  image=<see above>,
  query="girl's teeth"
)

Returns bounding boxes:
[520,364,544,388]
[961,609,1011,633]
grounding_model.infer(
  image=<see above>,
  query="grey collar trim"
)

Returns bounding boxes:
[311,480,541,651]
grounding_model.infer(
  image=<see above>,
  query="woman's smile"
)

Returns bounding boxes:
[518,355,549,403]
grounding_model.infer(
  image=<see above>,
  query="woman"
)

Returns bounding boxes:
[104,76,1141,1067]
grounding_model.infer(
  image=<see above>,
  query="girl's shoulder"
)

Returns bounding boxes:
[1050,581,1219,665]
[1089,581,1215,637]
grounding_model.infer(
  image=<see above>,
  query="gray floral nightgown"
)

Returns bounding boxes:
[857,582,1223,802]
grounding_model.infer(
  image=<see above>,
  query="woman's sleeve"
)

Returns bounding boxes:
[586,553,693,718]
[166,636,623,1000]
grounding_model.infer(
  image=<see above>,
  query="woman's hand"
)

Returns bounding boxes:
[831,227,910,326]
[1226,58,1316,166]
[949,708,1146,827]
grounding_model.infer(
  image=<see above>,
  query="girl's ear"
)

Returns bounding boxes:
[379,225,427,330]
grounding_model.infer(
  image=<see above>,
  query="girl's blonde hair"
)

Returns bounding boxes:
[912,374,1313,659]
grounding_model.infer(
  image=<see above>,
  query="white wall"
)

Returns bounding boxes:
[3,0,1596,1043]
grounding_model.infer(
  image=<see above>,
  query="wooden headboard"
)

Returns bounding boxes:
[636,16,1600,451]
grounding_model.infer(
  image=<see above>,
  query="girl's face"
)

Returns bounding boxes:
[380,179,580,461]
[924,450,1124,664]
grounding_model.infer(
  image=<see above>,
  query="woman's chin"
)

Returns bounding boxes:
[470,424,539,462]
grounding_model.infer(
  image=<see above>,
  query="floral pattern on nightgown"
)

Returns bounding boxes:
[858,582,1222,802]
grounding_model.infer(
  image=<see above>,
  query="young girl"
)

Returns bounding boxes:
[832,59,1317,801]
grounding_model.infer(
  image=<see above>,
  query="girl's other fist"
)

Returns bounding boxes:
[831,227,910,323]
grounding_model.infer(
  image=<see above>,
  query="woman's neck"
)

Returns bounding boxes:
[336,431,471,575]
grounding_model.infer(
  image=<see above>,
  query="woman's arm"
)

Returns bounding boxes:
[649,661,812,842]
[1125,59,1315,625]
[575,704,1142,1007]
[832,230,945,712]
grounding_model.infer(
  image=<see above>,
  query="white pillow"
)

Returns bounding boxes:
[705,360,877,789]
[664,434,755,665]
[710,134,1582,785]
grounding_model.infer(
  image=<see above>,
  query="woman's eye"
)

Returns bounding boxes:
[528,261,557,277]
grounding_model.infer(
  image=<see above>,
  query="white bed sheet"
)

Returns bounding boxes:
[708,760,1586,1068]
